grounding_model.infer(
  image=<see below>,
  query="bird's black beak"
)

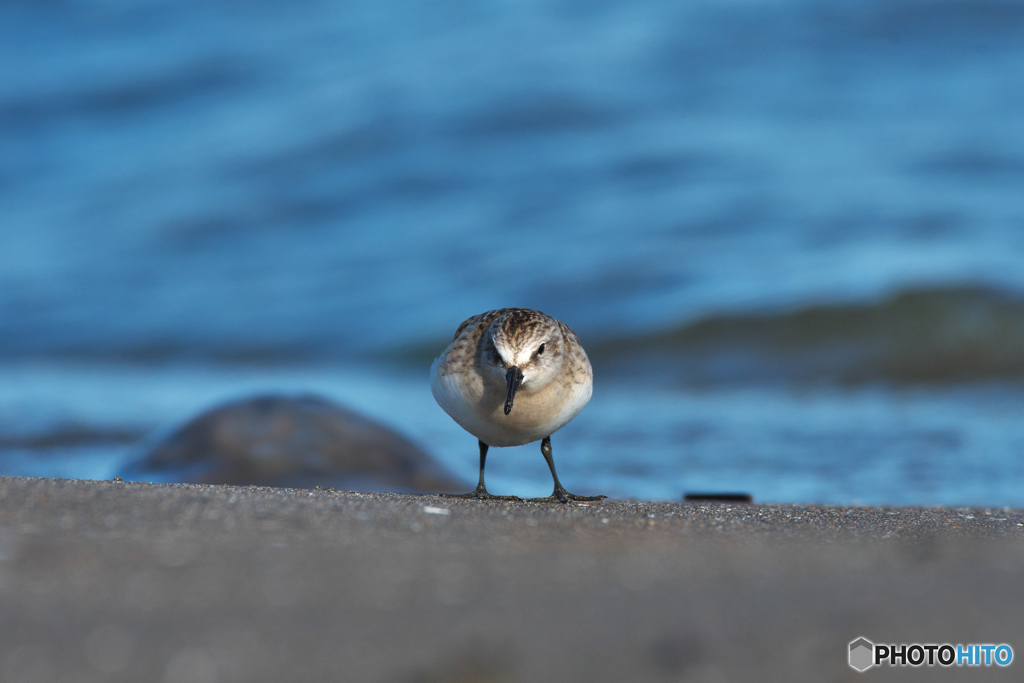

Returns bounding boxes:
[504,366,524,415]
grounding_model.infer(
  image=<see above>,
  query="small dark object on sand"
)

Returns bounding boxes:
[122,394,463,493]
[685,493,753,503]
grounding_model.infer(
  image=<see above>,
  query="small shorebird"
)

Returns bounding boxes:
[430,308,604,503]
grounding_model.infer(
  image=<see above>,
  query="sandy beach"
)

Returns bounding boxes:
[1,475,1022,682]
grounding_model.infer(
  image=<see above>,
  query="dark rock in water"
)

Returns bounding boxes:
[122,394,464,493]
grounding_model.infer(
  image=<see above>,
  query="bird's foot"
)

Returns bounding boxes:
[440,486,521,502]
[527,488,607,504]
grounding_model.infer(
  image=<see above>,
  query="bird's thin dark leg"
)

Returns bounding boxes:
[527,436,606,504]
[441,440,521,501]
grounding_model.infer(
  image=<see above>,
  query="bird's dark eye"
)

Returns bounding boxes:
[538,343,546,355]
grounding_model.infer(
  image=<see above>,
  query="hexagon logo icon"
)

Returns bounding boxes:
[849,637,874,672]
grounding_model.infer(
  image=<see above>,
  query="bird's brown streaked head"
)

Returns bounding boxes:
[485,309,567,406]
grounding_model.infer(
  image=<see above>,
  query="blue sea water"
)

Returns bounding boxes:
[3,363,1024,506]
[2,0,1024,504]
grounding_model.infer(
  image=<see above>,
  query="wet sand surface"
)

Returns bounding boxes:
[1,476,1022,682]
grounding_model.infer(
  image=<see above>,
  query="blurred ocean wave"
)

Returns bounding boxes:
[593,285,1024,385]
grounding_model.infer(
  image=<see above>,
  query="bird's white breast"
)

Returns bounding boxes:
[430,350,592,448]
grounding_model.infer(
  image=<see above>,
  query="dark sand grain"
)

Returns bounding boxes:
[1,476,1022,682]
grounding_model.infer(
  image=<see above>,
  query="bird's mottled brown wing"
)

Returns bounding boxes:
[557,320,591,385]
[452,309,511,342]
[437,310,512,379]
[557,320,581,346]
